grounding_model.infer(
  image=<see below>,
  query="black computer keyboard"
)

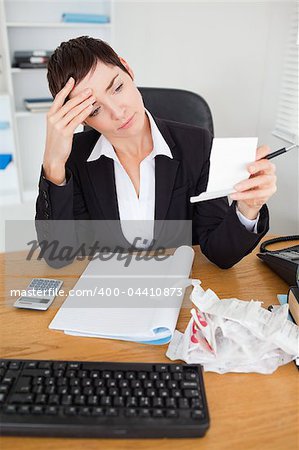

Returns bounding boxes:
[0,359,210,438]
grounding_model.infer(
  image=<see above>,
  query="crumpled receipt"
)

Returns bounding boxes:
[166,280,299,374]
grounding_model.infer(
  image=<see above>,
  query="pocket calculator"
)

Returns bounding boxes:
[13,278,63,311]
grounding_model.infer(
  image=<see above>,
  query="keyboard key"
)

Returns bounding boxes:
[107,379,117,388]
[68,363,80,370]
[92,407,104,416]
[49,395,60,405]
[139,397,150,407]
[185,372,197,380]
[149,372,159,380]
[9,394,34,404]
[61,395,73,405]
[87,395,98,406]
[179,398,189,409]
[113,396,124,407]
[192,410,204,420]
[74,395,85,405]
[9,362,21,370]
[36,394,47,404]
[181,381,198,389]
[166,409,178,418]
[18,404,31,414]
[140,408,151,417]
[138,372,148,380]
[191,398,203,409]
[170,365,183,372]
[126,397,137,407]
[24,362,37,369]
[0,385,9,394]
[155,365,168,372]
[166,398,176,408]
[126,372,136,380]
[79,407,91,416]
[100,396,111,406]
[125,408,137,417]
[184,389,199,398]
[45,406,58,415]
[64,406,77,415]
[161,373,171,381]
[32,405,44,415]
[114,371,124,380]
[38,362,52,369]
[106,407,118,416]
[14,377,31,393]
[4,404,17,414]
[153,409,164,417]
[153,397,163,408]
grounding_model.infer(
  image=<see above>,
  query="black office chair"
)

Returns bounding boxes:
[84,87,214,135]
[138,87,214,135]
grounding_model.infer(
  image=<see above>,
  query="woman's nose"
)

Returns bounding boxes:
[110,103,125,121]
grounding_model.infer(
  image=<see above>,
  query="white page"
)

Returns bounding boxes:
[190,137,258,203]
[49,246,194,342]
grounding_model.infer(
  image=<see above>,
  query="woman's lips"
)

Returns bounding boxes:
[118,114,135,130]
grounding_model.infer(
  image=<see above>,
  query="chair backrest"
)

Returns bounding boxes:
[84,87,214,135]
[138,87,214,135]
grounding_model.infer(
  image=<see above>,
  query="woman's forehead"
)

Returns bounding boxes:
[70,62,119,98]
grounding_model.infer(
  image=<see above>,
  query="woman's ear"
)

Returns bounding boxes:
[119,57,134,80]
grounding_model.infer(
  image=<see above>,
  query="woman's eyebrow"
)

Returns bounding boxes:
[105,74,119,92]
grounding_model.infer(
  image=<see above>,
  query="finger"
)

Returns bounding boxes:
[247,159,276,175]
[54,89,94,122]
[65,103,94,134]
[234,174,276,192]
[256,144,271,160]
[49,77,75,114]
[230,185,276,201]
[60,95,95,127]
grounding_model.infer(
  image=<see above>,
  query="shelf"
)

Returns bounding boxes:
[16,110,48,118]
[7,22,111,28]
[11,68,47,74]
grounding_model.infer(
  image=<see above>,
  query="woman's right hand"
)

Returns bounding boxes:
[43,77,95,185]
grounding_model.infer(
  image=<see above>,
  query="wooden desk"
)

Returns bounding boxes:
[0,238,298,450]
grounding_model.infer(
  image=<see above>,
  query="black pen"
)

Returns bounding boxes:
[266,144,297,160]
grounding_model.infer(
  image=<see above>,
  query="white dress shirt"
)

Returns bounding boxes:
[73,109,258,244]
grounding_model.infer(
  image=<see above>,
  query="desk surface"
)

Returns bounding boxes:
[0,237,298,450]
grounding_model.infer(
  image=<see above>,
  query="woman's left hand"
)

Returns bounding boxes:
[230,145,277,219]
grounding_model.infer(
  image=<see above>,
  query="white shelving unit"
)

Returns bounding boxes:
[0,0,114,205]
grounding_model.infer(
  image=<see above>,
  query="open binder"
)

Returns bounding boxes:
[49,246,194,344]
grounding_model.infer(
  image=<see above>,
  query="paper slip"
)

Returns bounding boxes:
[166,280,299,374]
[190,137,258,203]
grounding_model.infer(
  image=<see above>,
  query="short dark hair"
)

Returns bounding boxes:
[47,36,131,98]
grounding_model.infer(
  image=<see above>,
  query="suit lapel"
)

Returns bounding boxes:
[153,117,180,220]
[155,156,180,220]
[85,156,120,220]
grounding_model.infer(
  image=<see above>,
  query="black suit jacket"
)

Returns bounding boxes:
[36,115,269,268]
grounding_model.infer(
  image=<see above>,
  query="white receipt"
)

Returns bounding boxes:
[166,280,299,374]
[190,137,258,202]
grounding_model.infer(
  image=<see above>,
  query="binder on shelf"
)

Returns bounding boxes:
[24,98,53,112]
[0,122,10,130]
[0,154,12,170]
[61,13,110,24]
[13,50,53,69]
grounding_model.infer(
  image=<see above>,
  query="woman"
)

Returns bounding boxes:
[36,36,277,268]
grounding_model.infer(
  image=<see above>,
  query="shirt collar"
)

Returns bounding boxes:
[86,109,173,163]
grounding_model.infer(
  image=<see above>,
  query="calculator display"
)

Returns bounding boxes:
[19,297,50,304]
